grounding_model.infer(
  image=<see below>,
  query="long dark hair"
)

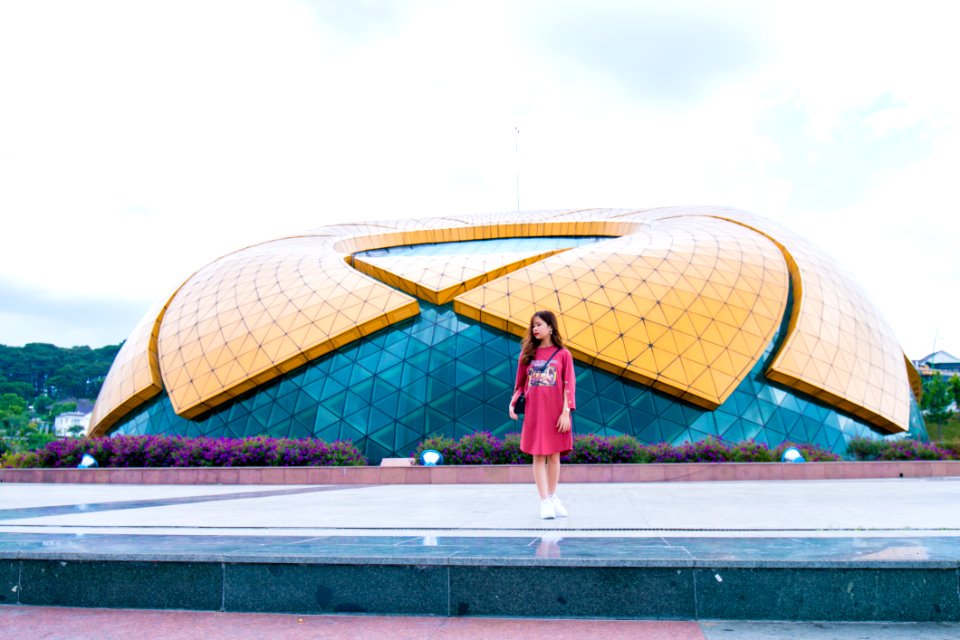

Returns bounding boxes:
[520,310,565,364]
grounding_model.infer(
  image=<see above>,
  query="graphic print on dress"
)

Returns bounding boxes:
[529,362,558,387]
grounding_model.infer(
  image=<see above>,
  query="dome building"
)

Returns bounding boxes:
[90,207,926,462]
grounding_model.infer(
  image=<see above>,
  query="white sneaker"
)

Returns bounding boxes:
[539,499,556,519]
[550,495,568,518]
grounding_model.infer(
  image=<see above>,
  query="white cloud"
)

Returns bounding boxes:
[0,0,956,357]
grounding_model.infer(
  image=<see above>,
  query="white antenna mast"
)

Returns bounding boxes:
[515,126,520,212]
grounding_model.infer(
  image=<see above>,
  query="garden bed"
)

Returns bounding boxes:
[3,434,959,487]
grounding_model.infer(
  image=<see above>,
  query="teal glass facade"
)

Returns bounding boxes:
[112,297,926,462]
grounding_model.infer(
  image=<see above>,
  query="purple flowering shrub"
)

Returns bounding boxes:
[944,441,960,457]
[411,432,532,465]
[847,436,959,461]
[408,433,843,465]
[2,435,366,468]
[562,434,651,463]
[499,433,532,464]
[3,451,38,468]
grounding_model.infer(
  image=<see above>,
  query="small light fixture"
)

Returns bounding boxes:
[780,447,805,463]
[78,454,99,469]
[419,449,443,466]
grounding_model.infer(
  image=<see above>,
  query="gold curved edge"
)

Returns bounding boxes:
[454,215,791,409]
[905,355,923,405]
[88,299,169,436]
[157,236,421,419]
[648,207,911,434]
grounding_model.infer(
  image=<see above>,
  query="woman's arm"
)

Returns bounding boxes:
[556,350,575,432]
[562,349,576,411]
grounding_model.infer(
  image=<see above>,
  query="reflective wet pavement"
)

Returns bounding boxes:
[2,531,959,568]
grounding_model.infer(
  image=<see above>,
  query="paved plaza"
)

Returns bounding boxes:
[2,477,960,634]
[3,477,960,538]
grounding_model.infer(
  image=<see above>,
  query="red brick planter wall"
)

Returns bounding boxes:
[2,461,959,484]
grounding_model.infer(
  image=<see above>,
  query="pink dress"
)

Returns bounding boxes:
[514,346,577,455]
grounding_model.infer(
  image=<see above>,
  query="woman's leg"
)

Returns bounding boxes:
[546,452,561,496]
[532,455,550,499]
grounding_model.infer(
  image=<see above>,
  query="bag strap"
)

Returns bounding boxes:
[532,347,562,373]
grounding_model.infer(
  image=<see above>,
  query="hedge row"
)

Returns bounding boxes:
[410,433,841,465]
[4,434,959,469]
[0,435,366,468]
[846,437,960,461]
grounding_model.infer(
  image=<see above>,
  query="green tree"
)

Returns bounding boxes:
[950,375,960,409]
[0,392,30,452]
[19,422,56,451]
[47,401,78,422]
[19,343,63,396]
[921,373,954,428]
[32,394,53,415]
[0,393,57,453]
[0,377,34,399]
[0,392,27,418]
[0,341,122,401]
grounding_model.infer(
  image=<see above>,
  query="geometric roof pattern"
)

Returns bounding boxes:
[353,249,566,305]
[762,235,911,433]
[156,236,419,419]
[650,207,912,433]
[90,207,915,437]
[454,216,790,409]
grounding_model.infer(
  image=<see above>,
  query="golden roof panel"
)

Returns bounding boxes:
[453,216,791,409]
[648,206,913,433]
[157,236,419,418]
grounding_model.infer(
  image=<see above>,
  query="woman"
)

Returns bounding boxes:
[509,310,577,519]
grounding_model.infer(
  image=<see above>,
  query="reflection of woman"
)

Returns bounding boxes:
[509,310,577,519]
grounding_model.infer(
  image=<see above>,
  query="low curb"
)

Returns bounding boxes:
[2,460,959,484]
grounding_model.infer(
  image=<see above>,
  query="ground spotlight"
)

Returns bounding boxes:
[419,449,443,466]
[780,447,805,463]
[78,454,99,468]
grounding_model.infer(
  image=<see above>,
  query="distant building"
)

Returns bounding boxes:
[54,411,91,437]
[913,351,960,379]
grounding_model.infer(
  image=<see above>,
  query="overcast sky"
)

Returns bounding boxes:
[1,0,957,359]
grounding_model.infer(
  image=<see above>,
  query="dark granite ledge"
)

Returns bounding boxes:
[3,559,957,621]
